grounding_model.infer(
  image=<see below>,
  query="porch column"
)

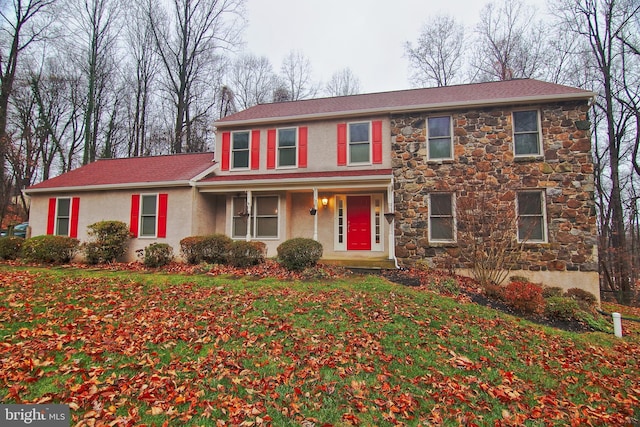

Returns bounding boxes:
[245,190,252,242]
[387,182,395,260]
[313,188,319,241]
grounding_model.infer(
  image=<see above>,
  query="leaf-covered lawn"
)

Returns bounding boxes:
[1,266,639,426]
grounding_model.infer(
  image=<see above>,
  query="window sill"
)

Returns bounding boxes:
[427,159,454,164]
[428,240,457,247]
[513,155,544,162]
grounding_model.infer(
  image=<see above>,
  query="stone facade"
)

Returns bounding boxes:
[391,101,598,277]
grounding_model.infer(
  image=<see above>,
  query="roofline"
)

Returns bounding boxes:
[214,92,596,128]
[24,180,193,194]
[196,173,393,193]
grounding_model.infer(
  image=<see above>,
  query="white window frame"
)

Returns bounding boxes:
[426,116,453,161]
[428,193,457,243]
[347,121,372,165]
[231,130,251,170]
[139,193,158,238]
[231,195,280,240]
[277,127,298,169]
[513,109,543,157]
[55,197,72,236]
[516,191,548,243]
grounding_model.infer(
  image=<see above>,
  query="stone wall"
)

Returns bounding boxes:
[391,101,598,275]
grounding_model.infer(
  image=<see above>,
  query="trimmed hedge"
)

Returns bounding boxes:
[0,237,24,260]
[180,234,232,264]
[227,241,265,268]
[544,296,580,320]
[21,235,79,264]
[277,238,323,271]
[84,220,130,264]
[143,243,173,268]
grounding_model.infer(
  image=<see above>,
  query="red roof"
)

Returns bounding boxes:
[27,152,215,191]
[216,79,594,126]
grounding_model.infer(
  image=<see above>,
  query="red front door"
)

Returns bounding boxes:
[347,196,371,250]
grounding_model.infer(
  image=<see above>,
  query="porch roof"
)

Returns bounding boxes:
[196,169,393,193]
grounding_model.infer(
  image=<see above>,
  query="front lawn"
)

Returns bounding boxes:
[0,266,638,426]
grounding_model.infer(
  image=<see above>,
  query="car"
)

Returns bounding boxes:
[6,222,28,238]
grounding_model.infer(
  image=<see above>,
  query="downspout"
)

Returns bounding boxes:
[388,178,399,269]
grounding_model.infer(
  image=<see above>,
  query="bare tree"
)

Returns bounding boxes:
[148,0,244,153]
[0,0,54,222]
[279,50,320,101]
[470,0,547,81]
[227,53,277,109]
[555,0,640,303]
[405,14,465,87]
[325,68,361,96]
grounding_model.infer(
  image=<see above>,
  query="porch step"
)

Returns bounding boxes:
[322,258,397,271]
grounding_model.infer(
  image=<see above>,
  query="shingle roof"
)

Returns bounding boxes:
[26,152,215,192]
[216,79,594,127]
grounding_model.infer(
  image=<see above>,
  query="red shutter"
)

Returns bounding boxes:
[130,194,140,237]
[372,120,383,164]
[70,197,80,238]
[337,123,347,166]
[267,129,276,169]
[221,132,230,171]
[251,130,260,170]
[46,198,56,235]
[157,193,168,238]
[298,127,308,168]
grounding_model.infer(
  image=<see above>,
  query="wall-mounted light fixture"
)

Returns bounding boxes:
[321,197,329,207]
[384,212,396,223]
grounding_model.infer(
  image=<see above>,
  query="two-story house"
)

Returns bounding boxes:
[25,79,599,296]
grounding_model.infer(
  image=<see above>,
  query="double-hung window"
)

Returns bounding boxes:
[427,116,453,160]
[232,131,250,169]
[513,110,541,156]
[429,193,455,242]
[517,191,547,242]
[47,197,79,237]
[349,122,370,164]
[232,196,279,239]
[140,194,158,237]
[55,198,71,236]
[278,128,297,168]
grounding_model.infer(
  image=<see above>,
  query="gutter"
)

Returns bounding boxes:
[24,180,194,194]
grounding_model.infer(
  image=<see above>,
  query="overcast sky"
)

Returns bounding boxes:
[242,0,548,94]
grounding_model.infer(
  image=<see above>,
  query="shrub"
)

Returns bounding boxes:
[434,278,460,296]
[84,220,130,264]
[542,286,564,299]
[143,243,173,268]
[21,235,79,264]
[227,241,265,268]
[544,296,580,320]
[180,234,232,264]
[0,237,23,260]
[483,284,506,301]
[566,288,597,308]
[277,238,323,271]
[504,281,545,315]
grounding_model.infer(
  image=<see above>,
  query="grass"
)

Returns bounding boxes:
[0,265,639,426]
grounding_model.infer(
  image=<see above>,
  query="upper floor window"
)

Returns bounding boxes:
[349,122,370,164]
[513,110,541,156]
[427,116,453,160]
[429,193,456,242]
[517,191,546,242]
[232,131,250,169]
[278,128,297,168]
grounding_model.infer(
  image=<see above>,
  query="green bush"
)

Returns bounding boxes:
[542,286,564,299]
[84,220,130,264]
[21,235,79,264]
[180,234,232,264]
[277,238,323,271]
[566,288,597,308]
[544,296,580,320]
[434,278,460,296]
[0,237,23,260]
[227,240,265,268]
[504,281,545,315]
[143,243,173,268]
